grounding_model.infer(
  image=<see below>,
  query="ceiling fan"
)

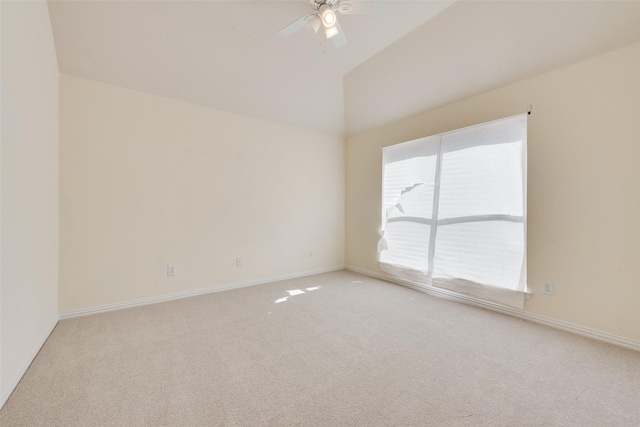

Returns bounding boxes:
[278,0,389,48]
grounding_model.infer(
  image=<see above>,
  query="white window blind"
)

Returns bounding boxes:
[379,114,527,308]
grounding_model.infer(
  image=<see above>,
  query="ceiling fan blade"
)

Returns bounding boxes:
[337,0,389,15]
[278,13,316,36]
[330,21,348,48]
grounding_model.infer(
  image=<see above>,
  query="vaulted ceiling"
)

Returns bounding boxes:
[48,1,640,137]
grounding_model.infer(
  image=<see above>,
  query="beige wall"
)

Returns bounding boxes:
[346,42,640,341]
[1,0,60,397]
[59,75,345,313]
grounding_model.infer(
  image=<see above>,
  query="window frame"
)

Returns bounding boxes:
[379,114,528,308]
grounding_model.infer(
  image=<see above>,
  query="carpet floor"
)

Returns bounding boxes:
[1,270,639,426]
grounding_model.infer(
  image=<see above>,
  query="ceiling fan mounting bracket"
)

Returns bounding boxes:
[309,0,338,12]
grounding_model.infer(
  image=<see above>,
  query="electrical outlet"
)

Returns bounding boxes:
[543,282,554,296]
[308,250,313,258]
[236,258,242,268]
[167,265,176,276]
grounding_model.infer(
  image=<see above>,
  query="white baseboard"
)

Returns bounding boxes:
[0,316,59,410]
[60,266,344,320]
[346,265,640,352]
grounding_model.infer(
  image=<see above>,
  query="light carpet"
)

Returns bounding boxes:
[1,270,639,426]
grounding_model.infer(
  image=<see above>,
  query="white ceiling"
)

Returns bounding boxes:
[48,1,640,137]
[345,0,640,136]
[47,0,454,136]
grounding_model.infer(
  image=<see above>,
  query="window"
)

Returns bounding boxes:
[379,114,527,308]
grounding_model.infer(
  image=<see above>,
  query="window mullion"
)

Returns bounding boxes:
[436,214,524,226]
[427,135,443,278]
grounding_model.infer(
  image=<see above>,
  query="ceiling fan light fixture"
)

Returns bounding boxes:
[325,24,339,39]
[319,5,337,28]
[309,15,322,34]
